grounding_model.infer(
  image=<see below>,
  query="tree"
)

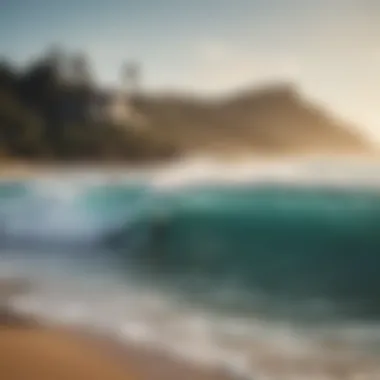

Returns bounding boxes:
[0,61,18,93]
[0,89,46,158]
[71,52,93,87]
[0,51,177,163]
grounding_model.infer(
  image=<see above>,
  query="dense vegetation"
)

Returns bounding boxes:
[0,52,177,163]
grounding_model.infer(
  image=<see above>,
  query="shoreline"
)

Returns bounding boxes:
[1,152,380,174]
[1,160,380,380]
[0,309,237,380]
[2,307,380,380]
[2,159,380,193]
[1,154,380,182]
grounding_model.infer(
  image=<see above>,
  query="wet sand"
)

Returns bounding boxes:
[2,308,380,380]
[0,276,380,379]
[0,311,235,380]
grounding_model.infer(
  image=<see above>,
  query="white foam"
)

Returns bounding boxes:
[6,275,380,380]
[4,260,380,380]
[1,159,380,245]
[0,176,152,245]
[150,156,380,191]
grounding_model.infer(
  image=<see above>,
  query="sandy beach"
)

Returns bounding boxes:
[0,309,236,380]
[1,308,380,380]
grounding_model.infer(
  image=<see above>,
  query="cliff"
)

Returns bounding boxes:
[136,83,369,155]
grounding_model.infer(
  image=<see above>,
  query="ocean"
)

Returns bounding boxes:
[1,158,380,379]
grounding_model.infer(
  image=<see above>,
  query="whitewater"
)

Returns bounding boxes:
[2,157,380,379]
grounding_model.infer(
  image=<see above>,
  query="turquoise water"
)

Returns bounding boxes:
[127,185,380,320]
[2,179,380,321]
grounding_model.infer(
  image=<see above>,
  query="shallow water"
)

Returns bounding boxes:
[2,160,380,379]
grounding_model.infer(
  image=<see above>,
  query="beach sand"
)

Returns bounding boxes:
[2,309,380,380]
[0,311,235,380]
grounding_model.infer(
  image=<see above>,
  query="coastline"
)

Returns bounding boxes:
[0,153,379,186]
[2,306,380,380]
[2,161,380,380]
[0,309,235,380]
[1,152,380,177]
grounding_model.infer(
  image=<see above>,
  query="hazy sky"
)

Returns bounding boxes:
[1,0,380,141]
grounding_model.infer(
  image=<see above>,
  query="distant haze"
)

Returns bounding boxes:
[1,0,380,143]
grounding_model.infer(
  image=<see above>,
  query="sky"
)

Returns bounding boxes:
[1,0,380,142]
